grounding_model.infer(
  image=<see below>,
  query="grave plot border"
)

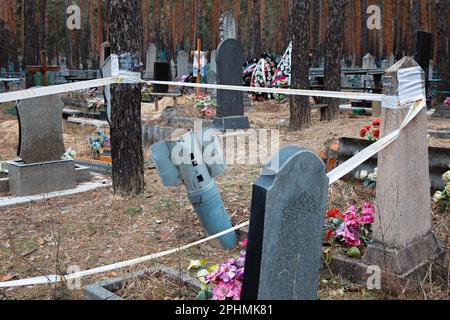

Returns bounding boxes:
[83,265,201,301]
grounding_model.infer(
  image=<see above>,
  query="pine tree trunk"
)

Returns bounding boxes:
[23,0,38,87]
[360,0,369,59]
[109,0,145,196]
[435,0,449,103]
[322,0,345,121]
[39,0,47,51]
[410,0,420,56]
[289,0,310,131]
[249,0,261,58]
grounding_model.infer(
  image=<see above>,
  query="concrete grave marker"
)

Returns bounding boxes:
[241,146,329,300]
[219,11,237,42]
[213,39,250,130]
[17,95,66,163]
[145,43,157,79]
[177,50,189,78]
[363,57,443,282]
[363,53,376,69]
[210,50,217,73]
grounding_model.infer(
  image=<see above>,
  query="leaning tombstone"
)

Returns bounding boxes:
[241,146,329,300]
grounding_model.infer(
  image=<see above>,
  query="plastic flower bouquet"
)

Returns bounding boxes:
[359,168,377,189]
[62,149,77,160]
[191,240,247,300]
[359,118,381,141]
[88,129,110,157]
[324,203,375,258]
[433,165,450,210]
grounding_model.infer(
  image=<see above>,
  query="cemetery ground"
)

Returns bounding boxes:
[0,99,449,300]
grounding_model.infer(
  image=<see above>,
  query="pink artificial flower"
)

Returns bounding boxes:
[218,263,237,283]
[444,97,450,106]
[212,281,242,300]
[240,239,248,247]
[360,214,374,224]
[206,268,223,284]
[360,203,375,224]
[212,282,234,300]
[336,224,361,247]
[343,210,360,228]
[235,268,245,281]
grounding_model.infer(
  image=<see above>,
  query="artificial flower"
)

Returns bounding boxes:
[326,208,340,218]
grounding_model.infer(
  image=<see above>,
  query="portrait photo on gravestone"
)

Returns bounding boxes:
[0,0,448,308]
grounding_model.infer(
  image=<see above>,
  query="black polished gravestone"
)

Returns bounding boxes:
[241,146,329,300]
[154,62,171,93]
[213,39,250,130]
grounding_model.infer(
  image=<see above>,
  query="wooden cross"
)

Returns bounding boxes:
[26,50,60,86]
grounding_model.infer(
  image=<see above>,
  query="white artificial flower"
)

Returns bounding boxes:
[360,170,368,180]
[433,191,443,203]
[442,171,450,183]
[62,149,77,160]
[445,183,450,195]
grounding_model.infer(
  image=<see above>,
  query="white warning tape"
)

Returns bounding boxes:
[146,79,383,102]
[0,75,383,104]
[0,99,426,290]
[0,222,249,288]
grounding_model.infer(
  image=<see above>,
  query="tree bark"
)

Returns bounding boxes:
[289,0,310,131]
[109,0,145,196]
[249,0,261,58]
[360,0,369,59]
[435,0,449,103]
[410,0,420,56]
[23,0,38,87]
[322,0,345,121]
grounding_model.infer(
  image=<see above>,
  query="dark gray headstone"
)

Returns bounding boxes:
[17,95,66,163]
[241,146,329,300]
[213,39,249,130]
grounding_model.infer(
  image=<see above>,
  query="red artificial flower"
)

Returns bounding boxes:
[359,127,368,138]
[326,208,340,218]
[325,229,334,241]
[364,125,372,131]
[372,118,381,127]
[373,129,380,139]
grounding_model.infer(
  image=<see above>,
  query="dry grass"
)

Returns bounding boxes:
[0,99,449,300]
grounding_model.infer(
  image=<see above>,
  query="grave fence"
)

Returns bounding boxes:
[0,66,426,288]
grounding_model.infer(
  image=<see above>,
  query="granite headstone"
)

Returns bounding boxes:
[210,50,217,73]
[17,95,66,163]
[241,146,329,300]
[213,39,250,130]
[177,50,189,77]
[145,43,157,79]
[219,11,237,42]
[363,53,376,69]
